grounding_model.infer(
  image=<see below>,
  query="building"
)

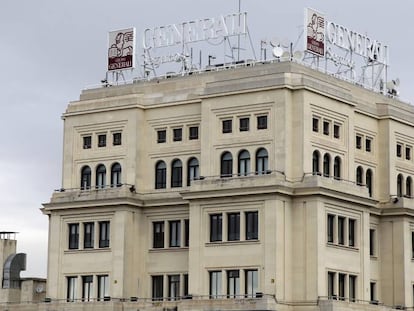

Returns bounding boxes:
[38,59,414,311]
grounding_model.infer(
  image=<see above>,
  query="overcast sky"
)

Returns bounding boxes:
[1,0,412,278]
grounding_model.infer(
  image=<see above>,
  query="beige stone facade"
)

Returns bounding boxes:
[36,61,414,311]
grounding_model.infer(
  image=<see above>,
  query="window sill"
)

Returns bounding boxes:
[370,255,378,260]
[149,247,189,253]
[64,248,111,254]
[326,242,359,252]
[206,240,260,247]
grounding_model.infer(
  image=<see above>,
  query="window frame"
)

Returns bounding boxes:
[222,119,232,134]
[257,115,268,130]
[113,132,122,146]
[189,126,199,140]
[227,213,240,241]
[68,223,79,250]
[97,134,107,148]
[169,220,181,247]
[246,211,258,240]
[210,214,222,242]
[173,128,182,142]
[99,221,110,248]
[153,221,165,248]
[83,222,94,249]
[83,135,92,149]
[239,117,250,132]
[157,130,166,143]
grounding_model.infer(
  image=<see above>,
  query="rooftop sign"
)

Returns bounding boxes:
[107,28,136,71]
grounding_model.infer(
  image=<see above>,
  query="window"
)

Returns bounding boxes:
[334,124,340,139]
[228,213,240,241]
[397,143,402,157]
[323,121,330,135]
[239,117,249,131]
[98,134,106,147]
[189,126,199,140]
[67,276,77,302]
[348,219,356,247]
[183,274,189,297]
[171,159,183,188]
[210,214,222,242]
[157,130,166,143]
[97,275,109,301]
[370,229,376,256]
[356,166,363,186]
[312,150,320,175]
[407,177,412,197]
[99,221,110,248]
[349,275,356,302]
[256,148,268,175]
[327,214,335,243]
[83,222,94,249]
[69,223,79,250]
[246,211,258,240]
[96,164,106,189]
[327,272,335,299]
[110,163,122,187]
[366,138,372,152]
[238,150,250,176]
[83,136,92,149]
[370,282,376,303]
[257,115,267,130]
[323,153,330,177]
[327,214,357,247]
[227,270,240,298]
[220,152,233,178]
[152,276,164,301]
[153,222,164,248]
[334,156,341,180]
[412,231,414,259]
[397,174,403,197]
[338,216,345,245]
[168,275,180,300]
[184,219,189,247]
[187,157,199,186]
[407,146,412,160]
[169,220,181,247]
[338,273,345,300]
[312,117,319,132]
[356,135,362,149]
[82,276,93,302]
[173,128,182,142]
[113,132,122,146]
[222,119,232,133]
[155,161,167,189]
[81,166,91,190]
[366,169,373,197]
[245,270,258,298]
[210,271,222,298]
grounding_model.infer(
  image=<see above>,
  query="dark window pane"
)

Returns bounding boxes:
[356,136,362,149]
[157,130,166,143]
[227,213,240,241]
[334,124,340,138]
[69,223,79,249]
[210,214,222,242]
[184,219,189,247]
[152,276,163,301]
[98,134,106,147]
[171,160,183,187]
[173,128,182,141]
[113,132,122,146]
[155,161,166,189]
[312,118,319,132]
[246,211,258,240]
[84,222,94,249]
[153,222,164,248]
[257,116,267,130]
[239,118,249,131]
[338,216,345,245]
[327,214,334,243]
[323,121,330,135]
[169,220,181,247]
[348,219,355,247]
[397,144,402,157]
[222,120,232,133]
[99,221,110,248]
[189,126,199,140]
[83,136,92,149]
[81,166,91,190]
[221,152,233,178]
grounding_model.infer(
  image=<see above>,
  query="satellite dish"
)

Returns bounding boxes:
[270,38,280,47]
[281,51,291,61]
[293,51,304,61]
[272,47,284,58]
[394,78,400,87]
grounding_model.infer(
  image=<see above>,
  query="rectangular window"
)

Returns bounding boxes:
[327,214,335,243]
[257,115,268,130]
[338,216,345,245]
[67,276,77,302]
[183,274,189,297]
[412,231,414,259]
[189,126,199,140]
[338,273,346,300]
[222,119,232,133]
[406,146,412,160]
[83,222,94,249]
[397,143,402,157]
[113,132,122,146]
[246,211,258,240]
[348,219,356,247]
[356,135,362,149]
[366,138,372,152]
[173,128,182,141]
[98,134,106,147]
[370,229,376,256]
[157,130,166,143]
[328,272,335,299]
[245,270,258,298]
[227,270,240,298]
[83,136,92,149]
[312,117,319,132]
[169,220,181,247]
[210,271,222,299]
[68,223,79,250]
[168,275,180,300]
[152,276,164,301]
[370,282,376,302]
[323,121,330,135]
[153,222,164,248]
[99,221,110,248]
[82,275,93,302]
[97,275,109,301]
[210,214,222,242]
[227,213,240,241]
[239,117,249,131]
[184,219,189,247]
[349,275,356,302]
[333,124,340,138]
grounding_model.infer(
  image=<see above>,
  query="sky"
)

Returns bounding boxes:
[0,0,413,278]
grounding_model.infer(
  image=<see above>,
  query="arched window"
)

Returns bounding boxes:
[407,176,412,197]
[238,150,251,176]
[397,174,403,197]
[366,169,373,197]
[323,154,330,177]
[96,164,106,189]
[312,150,320,175]
[111,163,122,187]
[81,166,91,190]
[171,159,183,188]
[155,161,167,189]
[356,166,363,186]
[334,156,341,180]
[256,148,268,175]
[187,157,199,186]
[221,152,233,178]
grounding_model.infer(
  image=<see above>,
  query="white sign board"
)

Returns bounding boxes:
[108,28,135,71]
[305,8,325,57]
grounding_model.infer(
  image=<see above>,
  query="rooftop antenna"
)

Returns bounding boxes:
[237,0,241,61]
